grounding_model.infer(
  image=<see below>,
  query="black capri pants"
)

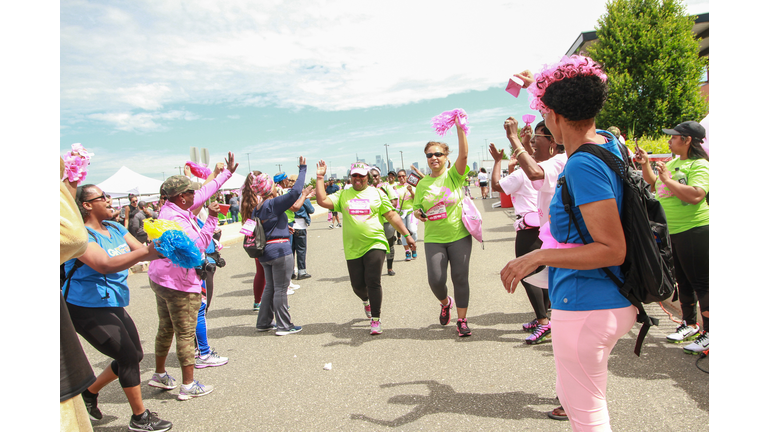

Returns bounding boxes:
[66,304,144,388]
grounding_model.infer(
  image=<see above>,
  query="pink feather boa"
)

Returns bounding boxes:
[432,108,470,136]
[528,55,607,113]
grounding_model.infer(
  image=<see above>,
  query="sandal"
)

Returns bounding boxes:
[547,406,568,421]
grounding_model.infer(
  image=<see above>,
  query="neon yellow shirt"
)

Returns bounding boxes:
[654,157,709,234]
[414,164,470,244]
[328,186,395,260]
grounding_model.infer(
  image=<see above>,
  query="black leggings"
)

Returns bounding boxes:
[66,304,144,388]
[515,228,549,319]
[671,225,709,331]
[425,235,472,308]
[346,249,386,318]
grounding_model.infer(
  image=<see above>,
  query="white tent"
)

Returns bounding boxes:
[219,172,247,191]
[96,166,164,198]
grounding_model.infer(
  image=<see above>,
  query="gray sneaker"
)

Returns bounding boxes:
[275,325,302,336]
[178,380,214,401]
[148,372,177,390]
[195,351,229,369]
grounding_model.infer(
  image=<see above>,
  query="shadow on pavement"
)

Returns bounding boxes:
[350,380,557,426]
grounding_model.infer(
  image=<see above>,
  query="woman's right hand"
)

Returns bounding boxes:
[634,146,649,165]
[514,70,535,88]
[489,143,505,162]
[520,124,533,146]
[414,209,427,222]
[504,117,520,141]
[317,160,327,177]
[298,156,307,166]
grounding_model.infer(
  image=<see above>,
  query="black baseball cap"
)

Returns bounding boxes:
[662,121,706,139]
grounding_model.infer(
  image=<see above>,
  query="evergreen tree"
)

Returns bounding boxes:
[587,0,708,138]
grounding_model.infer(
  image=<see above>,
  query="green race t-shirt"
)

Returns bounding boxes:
[329,186,395,260]
[654,157,709,234]
[279,187,296,223]
[414,164,470,244]
[394,183,414,212]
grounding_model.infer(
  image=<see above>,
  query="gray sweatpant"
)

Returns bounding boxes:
[424,235,472,308]
[257,254,295,332]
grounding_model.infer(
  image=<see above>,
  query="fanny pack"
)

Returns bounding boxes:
[515,212,540,231]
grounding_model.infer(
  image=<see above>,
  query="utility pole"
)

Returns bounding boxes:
[484,139,489,161]
[384,143,391,173]
[399,151,404,172]
[246,153,251,172]
[174,166,183,175]
[276,163,282,172]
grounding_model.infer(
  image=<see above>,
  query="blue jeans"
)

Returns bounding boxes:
[230,208,239,223]
[292,228,307,272]
[195,282,210,356]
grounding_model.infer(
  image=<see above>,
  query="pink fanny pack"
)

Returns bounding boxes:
[539,222,584,250]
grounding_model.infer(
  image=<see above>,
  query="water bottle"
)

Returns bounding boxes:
[671,167,689,206]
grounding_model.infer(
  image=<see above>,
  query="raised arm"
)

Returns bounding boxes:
[454,115,469,176]
[489,143,506,193]
[314,160,335,210]
[505,117,545,181]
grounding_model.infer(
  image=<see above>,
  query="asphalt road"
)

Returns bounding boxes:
[81,192,709,431]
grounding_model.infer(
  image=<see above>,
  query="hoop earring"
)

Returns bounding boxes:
[181,198,186,205]
[549,146,554,156]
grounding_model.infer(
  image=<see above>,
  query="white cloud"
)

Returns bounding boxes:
[87,110,200,132]
[61,0,708,131]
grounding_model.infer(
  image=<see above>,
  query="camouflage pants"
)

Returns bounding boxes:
[149,279,202,367]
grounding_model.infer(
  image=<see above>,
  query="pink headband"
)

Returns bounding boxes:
[528,55,607,113]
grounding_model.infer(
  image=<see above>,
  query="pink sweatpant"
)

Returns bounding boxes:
[551,305,636,432]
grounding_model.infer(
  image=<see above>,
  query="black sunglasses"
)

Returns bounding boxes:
[85,192,108,203]
[426,152,445,158]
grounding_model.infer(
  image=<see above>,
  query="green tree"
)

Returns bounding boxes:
[587,0,708,138]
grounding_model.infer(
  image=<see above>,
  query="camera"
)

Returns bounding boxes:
[195,261,217,280]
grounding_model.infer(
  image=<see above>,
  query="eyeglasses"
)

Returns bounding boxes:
[426,152,445,158]
[85,192,108,203]
[532,134,552,140]
[397,175,406,178]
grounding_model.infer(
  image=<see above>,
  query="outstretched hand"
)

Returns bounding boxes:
[514,70,535,88]
[317,160,327,177]
[225,152,239,173]
[504,117,520,140]
[489,143,505,162]
[298,156,307,166]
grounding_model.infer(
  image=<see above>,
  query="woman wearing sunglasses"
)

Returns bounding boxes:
[315,161,416,335]
[394,169,418,260]
[413,117,473,337]
[63,185,172,431]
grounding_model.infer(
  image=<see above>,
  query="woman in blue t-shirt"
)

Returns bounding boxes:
[500,56,635,431]
[63,185,171,431]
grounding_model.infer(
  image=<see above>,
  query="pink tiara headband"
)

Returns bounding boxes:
[528,55,607,113]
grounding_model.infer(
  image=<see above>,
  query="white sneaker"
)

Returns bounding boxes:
[287,289,295,295]
[289,282,300,289]
[666,321,699,343]
[683,331,708,354]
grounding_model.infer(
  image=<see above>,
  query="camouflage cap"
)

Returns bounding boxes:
[161,175,202,198]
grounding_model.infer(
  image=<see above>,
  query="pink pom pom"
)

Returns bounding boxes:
[431,109,470,136]
[528,55,607,113]
[185,161,212,179]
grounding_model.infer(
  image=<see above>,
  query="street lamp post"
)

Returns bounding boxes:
[276,163,282,172]
[399,151,404,172]
[174,166,183,175]
[246,153,251,172]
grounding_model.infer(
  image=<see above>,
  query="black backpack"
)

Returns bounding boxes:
[559,142,676,356]
[243,217,267,258]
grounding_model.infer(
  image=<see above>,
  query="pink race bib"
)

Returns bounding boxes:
[426,201,448,221]
[348,199,371,216]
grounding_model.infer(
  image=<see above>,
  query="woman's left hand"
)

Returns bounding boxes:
[656,161,670,183]
[500,250,542,293]
[225,152,239,173]
[208,201,220,216]
[298,156,306,166]
[405,235,417,252]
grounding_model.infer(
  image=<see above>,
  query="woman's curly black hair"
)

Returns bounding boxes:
[541,74,608,122]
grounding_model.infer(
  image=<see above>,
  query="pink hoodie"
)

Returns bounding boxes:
[148,169,232,293]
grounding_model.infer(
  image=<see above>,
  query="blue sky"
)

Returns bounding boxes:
[58,0,710,184]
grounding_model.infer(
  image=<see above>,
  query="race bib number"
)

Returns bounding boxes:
[348,199,371,216]
[240,219,258,235]
[426,201,447,221]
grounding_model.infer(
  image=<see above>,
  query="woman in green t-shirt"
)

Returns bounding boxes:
[635,121,709,355]
[315,161,416,335]
[413,118,473,337]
